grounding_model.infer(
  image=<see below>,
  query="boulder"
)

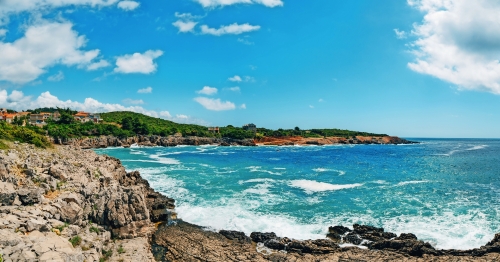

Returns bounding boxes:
[59,201,83,224]
[0,181,16,205]
[219,230,251,243]
[17,187,43,205]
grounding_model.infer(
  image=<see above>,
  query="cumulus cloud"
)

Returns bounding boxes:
[194,97,236,111]
[226,86,240,92]
[197,86,218,95]
[200,23,260,36]
[194,0,283,8]
[114,50,163,74]
[137,86,153,93]
[123,98,144,105]
[0,21,103,84]
[117,0,140,11]
[407,0,500,94]
[228,75,242,82]
[0,89,207,124]
[48,71,64,82]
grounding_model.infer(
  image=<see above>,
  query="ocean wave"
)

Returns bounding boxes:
[312,168,346,175]
[466,145,488,151]
[289,179,362,194]
[239,178,276,184]
[396,180,429,186]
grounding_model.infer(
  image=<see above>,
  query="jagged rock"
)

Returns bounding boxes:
[250,232,278,243]
[219,230,252,243]
[327,225,351,242]
[17,187,43,205]
[49,165,68,181]
[0,181,16,205]
[59,201,83,224]
[26,218,49,232]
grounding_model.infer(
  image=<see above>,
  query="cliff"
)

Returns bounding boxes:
[0,142,174,261]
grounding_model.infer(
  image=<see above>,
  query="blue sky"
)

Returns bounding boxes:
[1,0,500,138]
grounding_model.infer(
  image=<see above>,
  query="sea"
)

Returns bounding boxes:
[94,138,500,250]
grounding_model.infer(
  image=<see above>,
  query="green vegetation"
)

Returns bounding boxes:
[101,111,215,137]
[0,122,51,148]
[69,235,82,247]
[100,249,113,261]
[90,226,100,234]
[2,108,388,147]
[54,222,69,232]
[0,253,3,262]
[117,245,125,254]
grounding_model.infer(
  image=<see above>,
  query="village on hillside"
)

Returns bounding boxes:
[0,108,102,127]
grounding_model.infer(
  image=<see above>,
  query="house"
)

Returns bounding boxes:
[73,112,102,123]
[208,127,220,133]
[29,114,47,126]
[242,123,257,132]
[2,113,17,124]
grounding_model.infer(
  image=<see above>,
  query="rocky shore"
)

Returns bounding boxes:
[2,142,499,262]
[51,134,416,149]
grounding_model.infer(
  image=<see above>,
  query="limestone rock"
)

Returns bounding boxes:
[0,181,16,205]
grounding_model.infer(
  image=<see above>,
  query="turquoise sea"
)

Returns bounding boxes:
[95,138,500,250]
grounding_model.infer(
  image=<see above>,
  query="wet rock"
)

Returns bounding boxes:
[327,225,351,242]
[251,232,279,243]
[219,230,251,243]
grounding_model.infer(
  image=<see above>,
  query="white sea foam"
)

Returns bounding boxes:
[466,145,488,151]
[273,167,286,170]
[339,243,368,249]
[240,178,276,184]
[243,183,272,195]
[396,180,429,186]
[312,168,346,175]
[289,180,362,194]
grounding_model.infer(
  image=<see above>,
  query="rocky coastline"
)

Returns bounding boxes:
[51,134,416,149]
[2,142,499,262]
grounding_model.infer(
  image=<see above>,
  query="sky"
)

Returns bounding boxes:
[1,0,500,138]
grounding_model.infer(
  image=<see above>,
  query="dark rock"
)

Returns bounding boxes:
[250,232,278,243]
[219,230,251,243]
[344,233,363,245]
[17,187,43,205]
[396,233,418,240]
[327,225,351,242]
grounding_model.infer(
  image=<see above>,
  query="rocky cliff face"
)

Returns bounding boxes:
[52,135,256,149]
[0,143,174,261]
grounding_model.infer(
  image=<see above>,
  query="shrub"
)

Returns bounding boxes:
[69,235,82,247]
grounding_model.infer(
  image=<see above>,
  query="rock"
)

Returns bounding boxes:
[17,187,43,205]
[59,201,83,224]
[26,218,48,232]
[49,165,67,181]
[396,233,418,240]
[327,225,351,242]
[219,230,251,243]
[0,181,16,205]
[250,232,278,243]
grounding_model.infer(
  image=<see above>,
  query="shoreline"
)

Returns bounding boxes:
[1,142,499,261]
[51,134,418,149]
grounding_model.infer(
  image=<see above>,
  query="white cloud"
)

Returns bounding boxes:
[240,103,246,109]
[0,0,121,24]
[137,86,153,93]
[227,86,240,92]
[194,97,236,111]
[407,0,500,94]
[159,111,171,118]
[244,76,255,82]
[228,75,242,82]
[172,20,198,33]
[195,0,283,8]
[0,29,6,37]
[0,89,207,124]
[394,28,407,39]
[48,71,64,82]
[117,0,139,11]
[123,98,144,105]
[172,12,202,33]
[0,21,102,84]
[87,59,110,70]
[114,50,163,74]
[201,23,260,36]
[237,37,254,45]
[197,86,218,95]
